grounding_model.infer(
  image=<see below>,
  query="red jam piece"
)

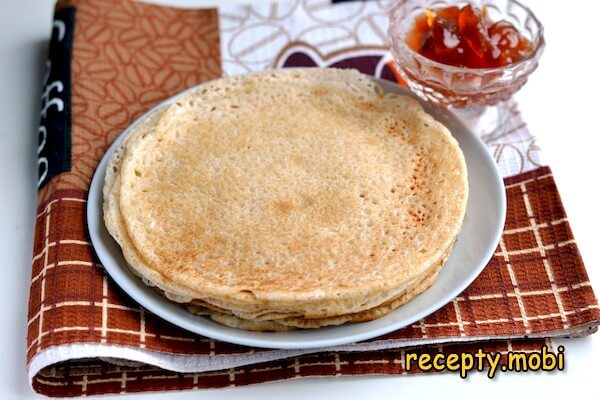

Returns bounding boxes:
[406,4,533,68]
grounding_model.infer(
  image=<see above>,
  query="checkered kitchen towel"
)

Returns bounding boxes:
[28,0,600,396]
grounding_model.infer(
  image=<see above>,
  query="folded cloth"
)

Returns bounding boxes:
[27,0,600,396]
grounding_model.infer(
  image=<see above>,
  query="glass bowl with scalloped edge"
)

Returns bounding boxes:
[388,0,545,109]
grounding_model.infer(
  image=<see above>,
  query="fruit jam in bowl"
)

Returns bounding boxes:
[388,0,545,108]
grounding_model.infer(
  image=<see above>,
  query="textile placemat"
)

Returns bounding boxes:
[27,0,600,396]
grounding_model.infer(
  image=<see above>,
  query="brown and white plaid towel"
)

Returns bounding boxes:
[28,0,600,396]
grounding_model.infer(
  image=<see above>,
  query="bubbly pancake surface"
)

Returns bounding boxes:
[105,68,468,321]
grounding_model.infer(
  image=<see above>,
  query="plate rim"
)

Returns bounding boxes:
[87,74,506,350]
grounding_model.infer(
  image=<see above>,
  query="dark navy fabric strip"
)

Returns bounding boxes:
[38,7,75,189]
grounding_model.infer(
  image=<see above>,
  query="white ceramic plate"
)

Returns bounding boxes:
[87,77,506,350]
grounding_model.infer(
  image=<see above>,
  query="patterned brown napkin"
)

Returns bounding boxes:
[28,0,600,396]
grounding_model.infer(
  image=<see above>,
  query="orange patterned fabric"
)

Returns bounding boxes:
[27,0,599,397]
[39,0,221,203]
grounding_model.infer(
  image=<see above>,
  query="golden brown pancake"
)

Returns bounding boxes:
[103,68,468,329]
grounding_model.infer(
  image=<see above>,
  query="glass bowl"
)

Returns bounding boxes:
[388,0,545,108]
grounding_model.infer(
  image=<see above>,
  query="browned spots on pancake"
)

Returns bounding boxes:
[273,198,297,215]
[386,120,401,136]
[354,101,380,112]
[407,146,430,226]
[409,146,425,191]
[408,209,428,225]
[272,189,356,226]
[368,252,379,262]
[292,154,307,165]
[310,86,328,97]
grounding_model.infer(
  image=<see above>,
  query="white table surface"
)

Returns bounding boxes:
[1,0,599,398]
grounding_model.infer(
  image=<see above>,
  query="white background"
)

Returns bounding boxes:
[1,0,599,398]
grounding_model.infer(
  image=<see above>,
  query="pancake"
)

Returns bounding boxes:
[187,246,449,331]
[104,68,468,328]
[194,262,443,331]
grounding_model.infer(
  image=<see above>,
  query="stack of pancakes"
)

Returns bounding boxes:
[103,69,468,331]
